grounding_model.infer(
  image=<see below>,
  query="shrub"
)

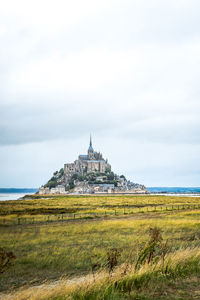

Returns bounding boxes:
[135,227,169,271]
[0,248,16,274]
[106,248,121,275]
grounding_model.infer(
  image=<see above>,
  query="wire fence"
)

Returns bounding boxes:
[1,204,200,226]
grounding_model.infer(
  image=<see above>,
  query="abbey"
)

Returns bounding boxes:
[39,136,148,195]
[64,136,111,184]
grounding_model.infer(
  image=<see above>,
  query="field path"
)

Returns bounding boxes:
[0,272,103,300]
[1,272,200,300]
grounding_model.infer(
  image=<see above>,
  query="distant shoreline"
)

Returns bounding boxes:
[0,187,200,201]
[1,187,200,193]
[0,188,38,193]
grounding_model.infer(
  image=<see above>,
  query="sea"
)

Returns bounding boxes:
[0,187,200,201]
[147,187,200,196]
[0,188,38,201]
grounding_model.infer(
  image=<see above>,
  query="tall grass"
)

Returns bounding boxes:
[1,195,200,217]
[2,247,200,300]
[1,195,200,297]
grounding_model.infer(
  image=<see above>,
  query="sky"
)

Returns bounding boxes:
[0,0,200,188]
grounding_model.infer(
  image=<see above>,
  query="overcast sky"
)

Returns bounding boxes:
[1,0,200,187]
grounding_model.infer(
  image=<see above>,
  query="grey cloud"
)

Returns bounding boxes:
[1,91,200,146]
[117,114,200,145]
[0,0,200,186]
[0,99,120,145]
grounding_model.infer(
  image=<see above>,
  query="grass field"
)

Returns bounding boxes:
[1,194,200,299]
[1,194,200,225]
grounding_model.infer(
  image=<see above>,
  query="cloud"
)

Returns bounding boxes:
[0,0,200,186]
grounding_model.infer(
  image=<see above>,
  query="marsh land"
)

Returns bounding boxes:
[1,194,200,299]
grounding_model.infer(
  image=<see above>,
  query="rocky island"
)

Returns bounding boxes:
[39,137,148,195]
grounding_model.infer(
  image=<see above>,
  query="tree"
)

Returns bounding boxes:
[105,167,111,174]
[59,168,64,176]
[69,182,75,189]
[107,172,114,181]
[71,173,78,180]
[78,175,84,181]
[46,180,56,188]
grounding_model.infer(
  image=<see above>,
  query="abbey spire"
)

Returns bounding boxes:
[90,134,92,147]
[88,134,94,158]
[88,134,94,152]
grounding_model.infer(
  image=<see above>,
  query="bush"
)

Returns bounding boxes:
[0,248,16,274]
[135,227,169,271]
[106,248,121,275]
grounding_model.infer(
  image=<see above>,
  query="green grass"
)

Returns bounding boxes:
[69,257,200,300]
[0,194,200,225]
[4,248,200,299]
[1,194,200,216]
[1,194,200,298]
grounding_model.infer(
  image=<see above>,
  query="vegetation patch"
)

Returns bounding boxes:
[0,207,78,216]
[1,194,200,299]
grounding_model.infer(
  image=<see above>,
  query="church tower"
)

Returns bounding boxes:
[88,135,94,159]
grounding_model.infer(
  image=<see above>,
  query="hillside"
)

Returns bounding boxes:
[39,138,148,195]
[43,167,148,194]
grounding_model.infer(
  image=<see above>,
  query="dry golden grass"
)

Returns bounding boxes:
[1,208,200,292]
[1,195,200,299]
[2,247,200,300]
[1,194,200,225]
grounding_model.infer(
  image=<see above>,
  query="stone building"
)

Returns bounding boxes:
[38,187,50,195]
[50,185,66,194]
[64,136,111,184]
[38,185,66,195]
